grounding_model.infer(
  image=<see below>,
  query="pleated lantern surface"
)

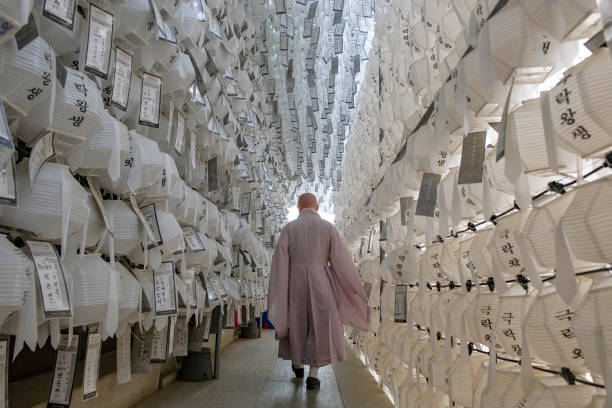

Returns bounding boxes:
[466,291,501,349]
[113,0,155,48]
[83,194,106,249]
[99,131,164,196]
[18,68,104,155]
[448,353,489,408]
[72,255,111,327]
[522,191,575,269]
[561,175,612,264]
[494,283,537,357]
[67,109,130,179]
[127,209,183,265]
[0,161,87,240]
[544,50,612,158]
[467,227,495,280]
[34,4,83,56]
[0,234,32,326]
[507,98,576,175]
[384,245,421,283]
[116,263,140,323]
[523,0,599,41]
[480,369,526,408]
[524,283,589,372]
[572,276,612,377]
[101,200,142,256]
[0,36,56,117]
[0,0,33,43]
[524,376,595,408]
[487,212,529,280]
[163,53,195,101]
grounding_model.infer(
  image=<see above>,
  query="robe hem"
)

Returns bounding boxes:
[277,354,343,367]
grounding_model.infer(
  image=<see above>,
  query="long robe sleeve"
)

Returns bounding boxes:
[267,226,290,339]
[328,226,371,332]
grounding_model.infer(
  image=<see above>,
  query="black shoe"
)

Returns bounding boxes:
[292,365,304,378]
[306,377,320,390]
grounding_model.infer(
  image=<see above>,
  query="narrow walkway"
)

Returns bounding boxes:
[133,330,392,408]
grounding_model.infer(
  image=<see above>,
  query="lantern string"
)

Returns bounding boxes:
[410,325,606,389]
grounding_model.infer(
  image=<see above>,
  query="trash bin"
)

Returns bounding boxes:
[179,347,214,381]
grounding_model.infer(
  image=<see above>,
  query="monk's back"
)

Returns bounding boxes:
[285,209,331,266]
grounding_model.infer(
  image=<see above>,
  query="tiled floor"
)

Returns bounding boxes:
[133,330,392,408]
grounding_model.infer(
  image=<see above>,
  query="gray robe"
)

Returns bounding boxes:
[267,208,370,366]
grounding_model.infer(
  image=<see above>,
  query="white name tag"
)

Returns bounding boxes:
[43,0,76,31]
[183,227,205,253]
[84,5,114,79]
[240,191,251,216]
[415,172,441,217]
[116,329,131,385]
[111,47,132,111]
[0,99,14,151]
[173,109,186,155]
[26,240,71,318]
[139,73,162,128]
[83,330,101,400]
[207,275,227,298]
[29,131,55,188]
[0,159,16,206]
[394,285,408,322]
[131,327,153,374]
[48,335,80,407]
[172,311,189,357]
[154,261,178,316]
[150,325,169,363]
[141,203,163,249]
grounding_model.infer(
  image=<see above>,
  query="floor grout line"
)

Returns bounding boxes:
[332,364,349,408]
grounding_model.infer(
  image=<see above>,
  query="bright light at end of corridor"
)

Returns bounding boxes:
[286,206,336,224]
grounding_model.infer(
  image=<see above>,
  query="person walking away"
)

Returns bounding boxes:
[267,193,371,390]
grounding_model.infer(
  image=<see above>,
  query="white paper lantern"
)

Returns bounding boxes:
[72,255,110,327]
[17,68,104,154]
[83,193,106,249]
[448,353,489,407]
[116,263,140,323]
[0,234,31,326]
[113,0,156,48]
[101,200,142,256]
[34,3,83,55]
[543,50,612,158]
[0,36,56,117]
[494,283,537,357]
[524,376,595,408]
[0,161,87,241]
[525,283,589,372]
[561,175,612,264]
[523,0,599,41]
[522,191,575,269]
[572,276,612,376]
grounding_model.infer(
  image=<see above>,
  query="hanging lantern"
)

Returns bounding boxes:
[0,36,56,117]
[0,161,87,241]
[0,234,31,327]
[72,255,111,327]
[524,283,589,372]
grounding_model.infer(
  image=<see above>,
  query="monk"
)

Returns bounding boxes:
[267,193,370,390]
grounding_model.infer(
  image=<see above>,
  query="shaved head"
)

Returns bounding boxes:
[298,193,318,212]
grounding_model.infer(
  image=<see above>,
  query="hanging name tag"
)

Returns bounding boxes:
[0,100,13,153]
[141,203,163,249]
[139,73,162,128]
[189,130,197,170]
[0,159,16,206]
[15,14,38,51]
[209,19,223,40]
[131,327,153,374]
[207,275,227,298]
[232,186,241,211]
[394,285,408,322]
[111,47,132,111]
[48,334,80,408]
[43,0,76,30]
[0,336,7,408]
[240,191,251,216]
[202,312,212,340]
[116,329,131,385]
[84,5,114,79]
[173,311,188,357]
[183,227,205,253]
[150,325,169,363]
[153,261,178,316]
[496,76,515,162]
[83,329,101,400]
[205,278,218,302]
[173,109,186,155]
[276,0,286,14]
[29,131,55,188]
[415,172,441,217]
[207,157,218,191]
[26,240,71,318]
[458,131,486,184]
